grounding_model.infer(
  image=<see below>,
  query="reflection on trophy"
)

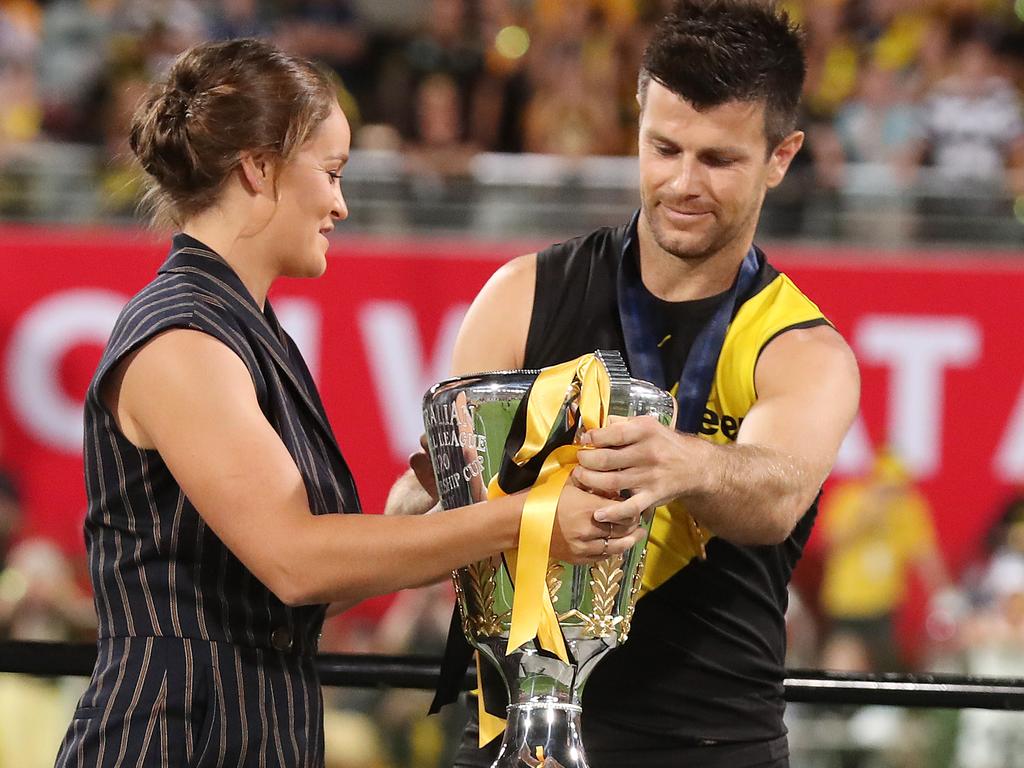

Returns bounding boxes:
[423,350,676,768]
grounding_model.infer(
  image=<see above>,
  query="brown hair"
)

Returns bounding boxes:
[638,0,806,151]
[129,38,337,228]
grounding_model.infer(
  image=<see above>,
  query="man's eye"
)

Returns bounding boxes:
[326,170,343,184]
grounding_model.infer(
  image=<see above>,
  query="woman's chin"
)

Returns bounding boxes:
[283,251,328,279]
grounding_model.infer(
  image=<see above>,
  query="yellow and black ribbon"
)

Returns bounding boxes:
[429,353,613,747]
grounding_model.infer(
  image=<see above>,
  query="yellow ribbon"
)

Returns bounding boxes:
[477,354,611,746]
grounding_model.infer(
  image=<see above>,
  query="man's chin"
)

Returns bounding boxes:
[653,231,716,261]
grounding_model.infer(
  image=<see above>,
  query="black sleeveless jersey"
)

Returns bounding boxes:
[525,222,829,760]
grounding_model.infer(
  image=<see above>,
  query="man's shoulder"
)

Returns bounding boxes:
[540,222,630,263]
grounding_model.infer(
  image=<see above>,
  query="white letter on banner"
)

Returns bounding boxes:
[359,301,468,461]
[275,298,321,382]
[995,382,1024,482]
[833,413,872,476]
[5,289,126,454]
[856,316,981,477]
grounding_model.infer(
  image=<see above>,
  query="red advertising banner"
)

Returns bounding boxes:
[1,227,1022,592]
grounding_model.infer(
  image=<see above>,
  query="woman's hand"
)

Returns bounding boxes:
[549,482,644,564]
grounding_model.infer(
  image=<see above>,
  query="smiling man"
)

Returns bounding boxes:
[389,1,861,766]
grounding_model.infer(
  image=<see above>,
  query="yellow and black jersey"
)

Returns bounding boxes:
[523,220,829,761]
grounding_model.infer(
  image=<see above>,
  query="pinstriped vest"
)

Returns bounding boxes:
[83,234,360,656]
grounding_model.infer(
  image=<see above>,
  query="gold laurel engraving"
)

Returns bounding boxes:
[621,546,648,641]
[580,554,624,638]
[465,558,506,637]
[451,571,472,637]
[545,561,564,607]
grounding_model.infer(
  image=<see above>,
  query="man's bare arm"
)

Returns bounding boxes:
[574,325,860,545]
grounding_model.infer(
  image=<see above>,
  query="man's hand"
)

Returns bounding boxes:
[573,416,693,525]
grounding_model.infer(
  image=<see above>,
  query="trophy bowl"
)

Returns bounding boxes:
[423,350,676,768]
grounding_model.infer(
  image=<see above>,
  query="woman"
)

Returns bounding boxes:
[55,38,640,768]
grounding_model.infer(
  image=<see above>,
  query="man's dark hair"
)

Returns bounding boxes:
[638,0,807,149]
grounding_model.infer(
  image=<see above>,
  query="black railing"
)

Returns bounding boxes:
[2,641,1023,710]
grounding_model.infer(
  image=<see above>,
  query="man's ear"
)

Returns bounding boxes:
[766,130,805,189]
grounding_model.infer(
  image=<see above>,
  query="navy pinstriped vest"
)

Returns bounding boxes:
[56,235,359,768]
[84,234,360,654]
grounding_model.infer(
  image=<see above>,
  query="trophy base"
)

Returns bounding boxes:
[491,702,589,768]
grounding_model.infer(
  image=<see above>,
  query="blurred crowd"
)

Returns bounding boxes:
[785,452,1024,768]
[0,0,1022,234]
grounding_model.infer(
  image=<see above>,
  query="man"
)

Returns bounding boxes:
[819,450,950,671]
[388,2,859,766]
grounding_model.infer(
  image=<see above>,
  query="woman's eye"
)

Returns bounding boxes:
[326,170,343,184]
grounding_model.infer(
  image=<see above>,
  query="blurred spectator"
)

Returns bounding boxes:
[802,0,860,122]
[0,3,41,149]
[207,0,274,40]
[850,0,932,74]
[956,551,1024,768]
[523,0,627,157]
[913,23,1024,240]
[833,60,919,181]
[812,57,920,242]
[402,72,478,229]
[523,40,623,157]
[110,0,208,77]
[819,450,951,671]
[469,0,531,152]
[0,538,95,641]
[916,26,1024,192]
[375,0,481,141]
[93,49,148,217]
[405,72,477,176]
[36,0,115,141]
[0,538,93,768]
[274,0,367,93]
[0,472,21,575]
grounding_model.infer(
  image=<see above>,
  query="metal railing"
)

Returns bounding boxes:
[1,144,1021,247]
[2,641,1023,710]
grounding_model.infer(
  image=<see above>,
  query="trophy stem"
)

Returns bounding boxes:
[491,702,588,768]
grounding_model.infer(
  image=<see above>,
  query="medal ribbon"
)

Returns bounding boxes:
[616,210,761,561]
[617,210,761,433]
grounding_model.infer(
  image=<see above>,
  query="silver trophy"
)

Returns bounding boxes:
[423,350,676,767]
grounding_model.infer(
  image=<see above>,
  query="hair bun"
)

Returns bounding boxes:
[129,85,202,192]
[127,38,336,229]
[163,88,193,122]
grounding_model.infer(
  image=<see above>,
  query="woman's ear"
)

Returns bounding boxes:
[238,151,272,195]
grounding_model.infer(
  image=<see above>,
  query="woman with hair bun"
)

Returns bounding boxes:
[54,38,640,768]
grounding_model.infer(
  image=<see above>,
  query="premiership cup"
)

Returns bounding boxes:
[423,350,676,767]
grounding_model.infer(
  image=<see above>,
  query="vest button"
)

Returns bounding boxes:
[271,627,293,651]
